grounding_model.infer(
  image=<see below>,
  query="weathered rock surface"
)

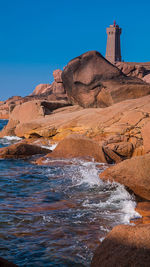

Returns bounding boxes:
[0,96,23,119]
[141,121,150,153]
[132,202,150,225]
[31,84,51,95]
[0,100,70,137]
[116,61,150,79]
[36,134,107,164]
[100,153,150,200]
[1,95,150,160]
[116,61,150,78]
[143,73,150,84]
[31,69,66,100]
[0,142,50,159]
[135,202,150,217]
[91,224,150,267]
[53,69,63,83]
[62,51,150,108]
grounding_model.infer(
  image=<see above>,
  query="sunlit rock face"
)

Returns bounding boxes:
[62,50,150,108]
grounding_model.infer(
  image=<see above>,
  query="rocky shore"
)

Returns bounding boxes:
[1,51,150,266]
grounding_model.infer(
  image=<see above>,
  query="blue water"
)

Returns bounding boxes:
[0,120,138,266]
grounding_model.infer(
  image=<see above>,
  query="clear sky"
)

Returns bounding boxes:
[0,0,150,100]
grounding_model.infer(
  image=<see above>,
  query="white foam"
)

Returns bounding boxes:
[41,143,57,151]
[4,136,22,141]
[71,160,106,187]
[99,237,105,242]
[70,160,140,225]
[50,143,57,150]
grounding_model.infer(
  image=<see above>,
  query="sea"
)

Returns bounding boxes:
[0,119,140,266]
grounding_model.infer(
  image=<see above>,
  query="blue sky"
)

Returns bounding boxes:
[0,0,150,100]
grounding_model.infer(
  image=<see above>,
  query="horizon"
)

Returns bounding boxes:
[1,0,150,101]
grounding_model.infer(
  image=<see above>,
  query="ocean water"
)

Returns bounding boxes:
[0,120,140,266]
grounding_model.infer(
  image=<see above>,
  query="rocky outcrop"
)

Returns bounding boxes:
[0,100,70,137]
[53,69,63,83]
[31,84,51,95]
[36,134,107,164]
[31,69,67,100]
[141,121,150,153]
[62,51,150,108]
[1,94,150,160]
[91,224,150,267]
[0,142,50,159]
[100,153,150,200]
[0,96,23,119]
[116,61,150,79]
[143,74,150,84]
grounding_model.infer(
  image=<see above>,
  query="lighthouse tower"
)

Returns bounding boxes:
[105,21,122,64]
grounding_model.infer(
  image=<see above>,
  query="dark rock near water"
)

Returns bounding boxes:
[0,257,18,267]
[100,153,150,200]
[36,134,107,164]
[0,142,51,159]
[91,224,150,267]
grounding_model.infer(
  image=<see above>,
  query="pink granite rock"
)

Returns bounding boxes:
[53,69,63,83]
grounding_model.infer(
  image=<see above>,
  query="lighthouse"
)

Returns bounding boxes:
[105,21,122,64]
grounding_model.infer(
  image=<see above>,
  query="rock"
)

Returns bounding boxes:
[50,81,66,95]
[36,134,107,164]
[1,95,150,158]
[0,257,18,266]
[116,61,150,79]
[103,146,123,164]
[91,224,150,267]
[116,62,135,75]
[0,96,23,119]
[106,142,134,158]
[135,202,150,217]
[0,142,51,159]
[100,153,150,200]
[141,121,150,153]
[103,135,133,159]
[0,100,70,137]
[30,70,65,98]
[143,74,150,84]
[62,50,120,107]
[53,69,63,83]
[31,84,51,95]
[62,51,150,108]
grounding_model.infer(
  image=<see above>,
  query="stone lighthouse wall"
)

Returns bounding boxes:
[105,24,122,64]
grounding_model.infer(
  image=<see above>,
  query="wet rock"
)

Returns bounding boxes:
[36,134,107,164]
[91,224,150,267]
[100,153,150,200]
[135,202,150,217]
[0,142,51,159]
[0,257,18,266]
